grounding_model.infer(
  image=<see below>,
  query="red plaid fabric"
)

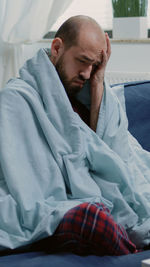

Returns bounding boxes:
[52,202,138,256]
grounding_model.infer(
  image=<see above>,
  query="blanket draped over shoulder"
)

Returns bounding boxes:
[0,49,150,250]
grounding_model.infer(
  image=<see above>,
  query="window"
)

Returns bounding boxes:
[51,0,113,31]
[44,0,150,38]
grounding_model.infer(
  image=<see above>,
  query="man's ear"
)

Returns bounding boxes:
[50,37,64,65]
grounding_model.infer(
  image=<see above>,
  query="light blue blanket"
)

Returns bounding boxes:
[0,48,150,250]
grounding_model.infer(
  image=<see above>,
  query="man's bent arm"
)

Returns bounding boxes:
[90,33,111,132]
[90,80,104,131]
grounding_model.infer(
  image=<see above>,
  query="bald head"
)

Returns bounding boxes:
[55,15,105,49]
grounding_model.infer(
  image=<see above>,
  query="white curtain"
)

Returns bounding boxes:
[0,0,73,89]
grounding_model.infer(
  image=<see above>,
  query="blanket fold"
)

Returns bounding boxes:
[0,48,150,249]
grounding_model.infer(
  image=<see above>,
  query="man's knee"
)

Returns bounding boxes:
[53,202,137,255]
[55,202,112,238]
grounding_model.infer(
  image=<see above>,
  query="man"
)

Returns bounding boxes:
[0,15,150,255]
[46,16,137,255]
[50,15,110,131]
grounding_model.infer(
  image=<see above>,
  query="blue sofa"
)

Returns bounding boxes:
[0,80,150,266]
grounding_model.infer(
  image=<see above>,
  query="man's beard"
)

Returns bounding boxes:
[55,55,85,98]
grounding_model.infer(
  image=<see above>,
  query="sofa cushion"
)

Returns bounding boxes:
[112,81,150,152]
[0,250,150,267]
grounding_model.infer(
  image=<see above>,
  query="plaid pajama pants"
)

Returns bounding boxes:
[51,202,138,256]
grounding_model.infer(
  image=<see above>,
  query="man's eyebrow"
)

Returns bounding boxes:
[79,55,101,65]
[80,55,94,62]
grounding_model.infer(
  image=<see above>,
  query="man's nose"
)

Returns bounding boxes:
[79,65,93,80]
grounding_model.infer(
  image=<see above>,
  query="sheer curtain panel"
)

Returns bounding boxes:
[0,0,72,89]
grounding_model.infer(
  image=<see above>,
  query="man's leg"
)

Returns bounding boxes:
[52,202,137,255]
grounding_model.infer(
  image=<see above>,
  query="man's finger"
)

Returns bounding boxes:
[100,49,107,68]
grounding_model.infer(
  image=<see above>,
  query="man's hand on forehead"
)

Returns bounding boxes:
[90,33,111,83]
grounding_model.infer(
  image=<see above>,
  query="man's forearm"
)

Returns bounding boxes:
[90,82,104,131]
[89,33,111,132]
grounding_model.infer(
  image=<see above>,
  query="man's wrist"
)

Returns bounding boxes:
[90,82,104,106]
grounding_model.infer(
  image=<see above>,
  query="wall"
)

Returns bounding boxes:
[107,40,150,73]
[23,39,150,84]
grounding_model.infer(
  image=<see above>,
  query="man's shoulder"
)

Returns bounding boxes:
[0,78,20,98]
[0,77,41,110]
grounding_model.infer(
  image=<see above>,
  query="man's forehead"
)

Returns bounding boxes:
[77,50,103,64]
[76,35,106,63]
